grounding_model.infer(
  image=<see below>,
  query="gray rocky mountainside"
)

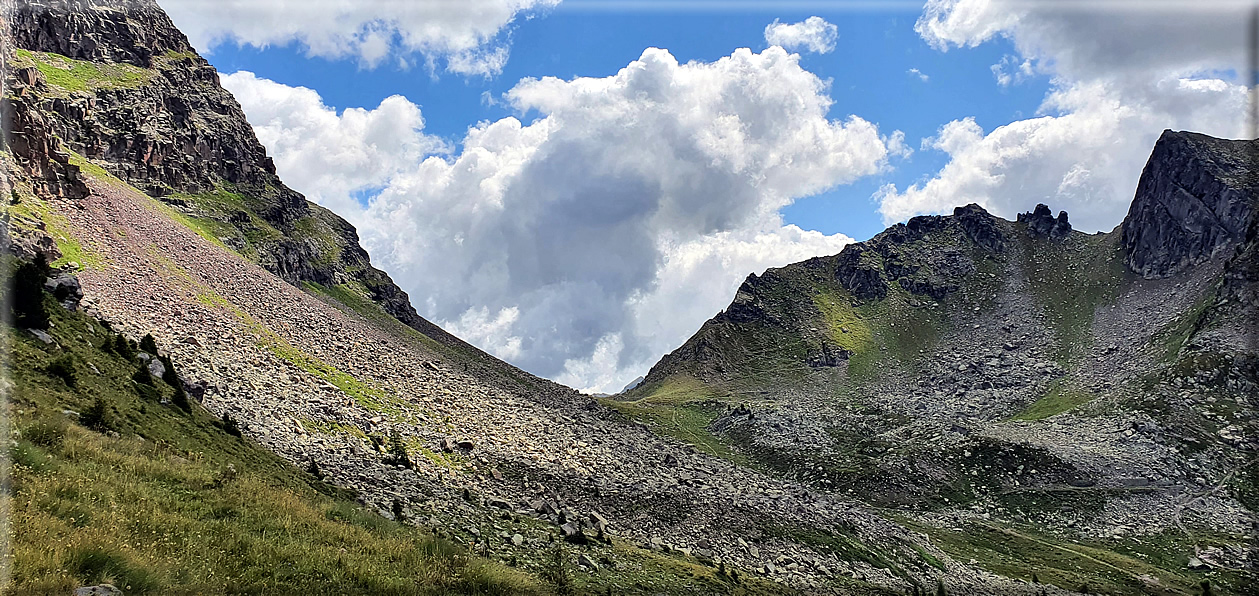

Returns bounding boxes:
[2,0,562,401]
[3,0,1257,594]
[622,129,1259,591]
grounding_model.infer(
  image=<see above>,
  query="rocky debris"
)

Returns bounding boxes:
[1122,130,1257,278]
[27,328,55,344]
[55,171,1018,593]
[6,0,570,407]
[15,0,1257,590]
[628,128,1259,568]
[73,585,121,596]
[1017,203,1072,240]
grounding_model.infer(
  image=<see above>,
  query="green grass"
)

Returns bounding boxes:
[300,417,369,441]
[5,185,102,271]
[292,216,345,267]
[14,49,155,95]
[7,291,541,595]
[1011,379,1096,421]
[152,187,285,262]
[903,518,1241,596]
[625,374,718,407]
[602,377,745,463]
[1153,288,1216,364]
[68,152,126,188]
[814,290,875,354]
[157,50,200,64]
[302,281,396,328]
[840,287,946,384]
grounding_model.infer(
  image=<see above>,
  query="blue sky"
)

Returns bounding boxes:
[200,7,1048,242]
[164,0,1247,391]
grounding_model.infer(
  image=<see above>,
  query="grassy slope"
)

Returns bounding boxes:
[7,291,541,595]
[901,517,1235,596]
[12,49,155,95]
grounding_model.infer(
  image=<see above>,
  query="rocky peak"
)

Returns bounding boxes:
[11,0,192,68]
[1017,203,1072,240]
[1121,130,1257,278]
[8,0,282,200]
[953,203,1008,251]
[832,203,1004,302]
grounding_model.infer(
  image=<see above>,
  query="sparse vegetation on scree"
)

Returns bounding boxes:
[4,257,541,595]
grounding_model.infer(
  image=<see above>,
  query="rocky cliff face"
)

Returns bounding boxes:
[11,0,186,67]
[1121,130,1257,278]
[4,0,562,398]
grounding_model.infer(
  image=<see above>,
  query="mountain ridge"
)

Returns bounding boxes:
[3,0,569,403]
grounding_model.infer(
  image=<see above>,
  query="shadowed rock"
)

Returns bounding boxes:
[1122,130,1257,278]
[1017,203,1072,240]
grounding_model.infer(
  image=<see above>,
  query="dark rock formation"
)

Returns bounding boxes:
[807,343,850,368]
[1121,130,1257,278]
[1017,204,1072,240]
[834,244,888,301]
[11,0,188,68]
[3,69,89,199]
[953,203,1007,251]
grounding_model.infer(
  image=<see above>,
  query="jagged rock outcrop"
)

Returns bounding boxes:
[833,203,1004,302]
[1017,203,1071,240]
[11,0,186,67]
[954,202,1008,251]
[1121,130,1257,278]
[834,243,888,300]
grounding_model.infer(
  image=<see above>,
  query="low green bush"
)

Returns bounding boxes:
[45,355,78,389]
[23,416,67,449]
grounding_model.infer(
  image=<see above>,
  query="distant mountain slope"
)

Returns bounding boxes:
[3,2,1049,594]
[2,0,565,401]
[617,130,1259,593]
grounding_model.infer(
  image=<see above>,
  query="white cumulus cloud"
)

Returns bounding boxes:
[878,0,1250,232]
[160,0,560,75]
[224,46,894,392]
[764,16,839,54]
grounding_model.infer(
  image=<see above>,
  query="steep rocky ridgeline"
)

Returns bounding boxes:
[618,132,1259,594]
[1122,131,1257,279]
[2,0,560,402]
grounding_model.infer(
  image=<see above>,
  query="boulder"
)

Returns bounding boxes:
[74,585,122,596]
[560,522,587,544]
[27,329,55,344]
[147,358,166,380]
[44,272,83,310]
